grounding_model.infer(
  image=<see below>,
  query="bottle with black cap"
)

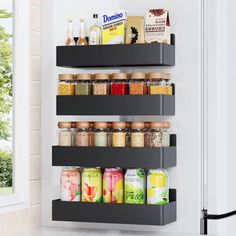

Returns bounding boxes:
[89,14,101,45]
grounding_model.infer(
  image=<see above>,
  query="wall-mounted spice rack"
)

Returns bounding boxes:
[57,34,175,68]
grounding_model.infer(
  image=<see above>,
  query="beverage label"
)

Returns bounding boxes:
[82,168,102,202]
[124,169,146,204]
[147,169,169,205]
[103,168,123,203]
[102,10,127,45]
[90,31,99,45]
[61,168,80,201]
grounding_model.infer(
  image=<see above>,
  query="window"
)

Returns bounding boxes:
[0,0,30,209]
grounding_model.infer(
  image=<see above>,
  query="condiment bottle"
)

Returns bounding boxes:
[112,122,126,147]
[94,122,108,147]
[58,122,72,146]
[89,14,101,45]
[65,19,74,46]
[111,73,128,95]
[129,72,147,95]
[74,122,90,147]
[131,122,145,147]
[74,74,92,95]
[77,18,88,46]
[93,73,110,95]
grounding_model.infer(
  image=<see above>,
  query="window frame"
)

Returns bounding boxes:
[0,0,30,210]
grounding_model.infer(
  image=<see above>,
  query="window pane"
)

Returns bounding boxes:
[0,1,13,195]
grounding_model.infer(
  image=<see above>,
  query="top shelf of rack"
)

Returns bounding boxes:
[56,34,175,68]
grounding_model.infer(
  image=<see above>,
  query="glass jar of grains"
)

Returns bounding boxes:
[74,122,90,147]
[112,122,126,147]
[163,73,173,95]
[150,122,164,147]
[148,72,166,95]
[162,122,171,147]
[93,73,110,95]
[131,122,145,147]
[58,74,75,95]
[58,122,72,146]
[125,122,131,147]
[129,72,147,95]
[74,74,92,95]
[94,122,108,147]
[111,73,129,95]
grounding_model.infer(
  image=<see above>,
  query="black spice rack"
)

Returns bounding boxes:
[57,34,175,68]
[52,189,176,226]
[52,135,176,169]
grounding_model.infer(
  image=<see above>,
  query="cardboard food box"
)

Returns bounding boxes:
[125,16,145,44]
[145,9,170,44]
[102,10,127,45]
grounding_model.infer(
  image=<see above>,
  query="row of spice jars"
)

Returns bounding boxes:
[58,121,171,148]
[58,72,173,96]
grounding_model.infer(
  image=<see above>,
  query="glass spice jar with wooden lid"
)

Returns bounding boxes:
[129,72,147,95]
[149,122,165,147]
[163,73,173,95]
[148,72,166,95]
[58,74,75,95]
[112,122,126,147]
[93,73,110,95]
[111,73,129,95]
[58,122,73,146]
[162,121,171,147]
[131,122,145,147]
[74,74,92,95]
[94,122,108,147]
[74,122,90,147]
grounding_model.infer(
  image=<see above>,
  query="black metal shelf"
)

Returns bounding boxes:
[52,189,176,225]
[56,35,175,68]
[52,135,176,169]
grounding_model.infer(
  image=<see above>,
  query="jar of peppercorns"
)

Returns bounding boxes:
[93,73,110,95]
[58,74,75,95]
[149,122,163,147]
[111,73,129,95]
[129,72,147,95]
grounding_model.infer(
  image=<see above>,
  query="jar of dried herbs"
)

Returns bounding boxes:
[74,74,92,95]
[58,122,72,146]
[111,73,129,95]
[131,122,145,147]
[112,122,126,147]
[94,122,108,147]
[148,72,166,95]
[150,122,164,147]
[93,73,110,95]
[129,72,147,95]
[58,74,75,95]
[162,122,170,147]
[74,122,90,147]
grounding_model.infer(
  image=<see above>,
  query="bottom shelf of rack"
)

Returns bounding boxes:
[52,189,176,225]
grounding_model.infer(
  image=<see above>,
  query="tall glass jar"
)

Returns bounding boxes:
[148,72,166,95]
[89,122,94,147]
[58,122,72,146]
[162,122,171,147]
[150,122,164,147]
[131,122,145,147]
[74,74,92,95]
[94,122,108,147]
[144,122,151,147]
[74,122,90,147]
[129,72,147,95]
[125,122,131,147]
[107,122,113,147]
[58,74,75,95]
[112,122,126,147]
[93,73,110,95]
[111,73,129,95]
[163,73,173,95]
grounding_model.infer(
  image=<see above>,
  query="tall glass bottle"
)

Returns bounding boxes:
[89,14,101,45]
[65,19,74,46]
[77,18,88,46]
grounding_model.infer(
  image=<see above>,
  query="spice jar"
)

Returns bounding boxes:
[71,122,76,146]
[94,122,108,147]
[111,73,128,95]
[58,122,72,146]
[131,122,145,147]
[163,73,173,95]
[58,74,75,95]
[93,73,110,95]
[74,122,90,147]
[144,122,151,147]
[148,72,166,95]
[150,122,164,147]
[107,122,113,147]
[112,122,126,147]
[129,72,147,95]
[125,122,131,147]
[74,74,92,95]
[89,122,94,147]
[162,122,171,147]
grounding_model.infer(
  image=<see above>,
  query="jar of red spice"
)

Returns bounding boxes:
[129,72,147,95]
[74,122,90,147]
[93,73,110,95]
[111,73,128,95]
